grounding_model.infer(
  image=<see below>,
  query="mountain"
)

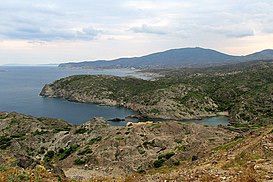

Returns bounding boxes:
[59,47,273,69]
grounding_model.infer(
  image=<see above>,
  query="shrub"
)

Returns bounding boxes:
[58,144,79,160]
[78,147,92,155]
[74,128,88,134]
[89,136,102,145]
[137,166,145,173]
[32,130,49,136]
[158,151,175,160]
[74,158,86,165]
[0,136,12,149]
[44,150,55,162]
[153,159,165,168]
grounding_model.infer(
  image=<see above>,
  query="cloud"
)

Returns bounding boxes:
[0,25,101,41]
[1,0,273,64]
[0,1,102,41]
[211,27,255,38]
[130,24,167,35]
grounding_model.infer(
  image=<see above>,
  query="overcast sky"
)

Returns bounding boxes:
[1,0,273,65]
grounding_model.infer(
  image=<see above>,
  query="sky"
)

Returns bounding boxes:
[1,0,273,65]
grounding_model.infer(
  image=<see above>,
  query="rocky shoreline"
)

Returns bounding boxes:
[39,75,221,121]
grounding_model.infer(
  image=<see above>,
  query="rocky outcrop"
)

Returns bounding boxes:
[40,84,55,97]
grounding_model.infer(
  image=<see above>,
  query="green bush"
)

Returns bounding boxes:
[0,136,12,149]
[58,144,79,160]
[74,158,86,165]
[153,159,165,168]
[74,128,89,134]
[32,130,49,136]
[44,150,55,162]
[78,147,92,155]
[89,136,102,145]
[158,151,175,160]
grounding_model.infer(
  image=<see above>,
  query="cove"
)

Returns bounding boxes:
[0,66,148,125]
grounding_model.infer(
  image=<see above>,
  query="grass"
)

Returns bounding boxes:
[213,138,244,152]
[224,151,262,169]
[115,136,124,141]
[175,145,186,152]
[0,165,7,172]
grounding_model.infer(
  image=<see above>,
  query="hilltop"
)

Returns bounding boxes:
[59,47,273,69]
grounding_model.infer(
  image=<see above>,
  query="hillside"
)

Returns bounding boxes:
[0,112,235,181]
[42,60,273,125]
[0,112,272,181]
[58,47,273,69]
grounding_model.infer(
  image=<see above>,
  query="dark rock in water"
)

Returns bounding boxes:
[108,118,125,122]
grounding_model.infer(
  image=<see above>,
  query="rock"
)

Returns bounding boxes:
[16,155,38,169]
[126,122,133,127]
[0,156,4,163]
[52,166,66,178]
[212,160,218,165]
[108,118,125,122]
[192,155,198,161]
[39,84,54,97]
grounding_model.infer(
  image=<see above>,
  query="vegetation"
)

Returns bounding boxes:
[0,136,12,149]
[75,127,89,134]
[153,159,165,168]
[74,158,86,165]
[42,60,273,125]
[44,150,55,162]
[89,136,102,145]
[58,144,79,160]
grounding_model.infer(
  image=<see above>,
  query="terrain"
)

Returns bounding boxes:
[0,112,272,181]
[1,59,273,181]
[42,60,273,125]
[59,47,273,69]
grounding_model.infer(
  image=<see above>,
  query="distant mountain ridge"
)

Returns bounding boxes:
[59,47,273,69]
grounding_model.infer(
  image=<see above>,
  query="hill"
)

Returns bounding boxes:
[58,47,273,69]
[0,112,272,181]
[43,61,273,125]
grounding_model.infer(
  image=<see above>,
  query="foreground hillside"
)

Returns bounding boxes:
[41,60,273,124]
[0,112,234,181]
[0,112,273,181]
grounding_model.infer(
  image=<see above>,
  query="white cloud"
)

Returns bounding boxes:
[130,24,168,35]
[0,0,273,64]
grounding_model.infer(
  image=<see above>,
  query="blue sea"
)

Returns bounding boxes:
[0,66,151,125]
[0,66,228,126]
